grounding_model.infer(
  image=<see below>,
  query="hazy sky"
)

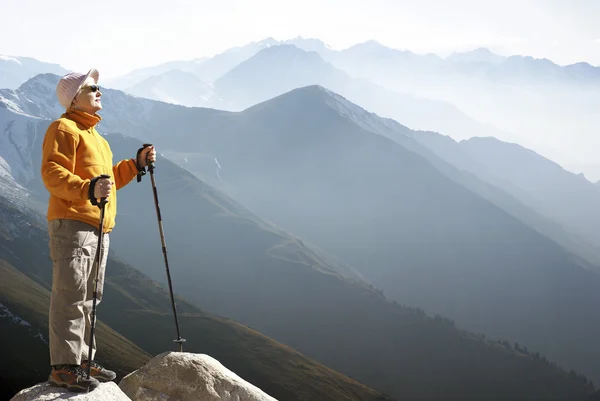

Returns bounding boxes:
[2,0,599,77]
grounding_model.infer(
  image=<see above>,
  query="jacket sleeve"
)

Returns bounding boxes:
[113,158,139,190]
[40,122,90,201]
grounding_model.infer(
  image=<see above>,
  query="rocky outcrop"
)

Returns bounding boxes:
[11,352,278,401]
[118,351,278,401]
[10,382,129,400]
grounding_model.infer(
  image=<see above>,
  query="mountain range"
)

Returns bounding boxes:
[79,81,600,386]
[89,36,600,181]
[116,43,506,144]
[0,72,598,400]
[404,132,600,252]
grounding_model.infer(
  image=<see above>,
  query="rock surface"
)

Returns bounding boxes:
[119,351,278,401]
[10,382,131,400]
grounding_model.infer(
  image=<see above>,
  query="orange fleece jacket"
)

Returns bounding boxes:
[41,109,138,233]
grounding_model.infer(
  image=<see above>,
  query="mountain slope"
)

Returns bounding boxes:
[350,123,600,270]
[216,87,600,384]
[49,81,600,387]
[459,137,600,249]
[402,131,600,264]
[0,243,151,400]
[6,171,594,401]
[2,77,597,399]
[0,192,394,401]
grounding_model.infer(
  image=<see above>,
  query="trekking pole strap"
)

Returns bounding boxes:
[136,143,153,182]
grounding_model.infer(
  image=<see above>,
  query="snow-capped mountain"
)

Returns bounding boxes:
[0,73,163,196]
[0,159,36,214]
[0,105,45,185]
[0,55,68,90]
[0,73,65,119]
[0,73,61,187]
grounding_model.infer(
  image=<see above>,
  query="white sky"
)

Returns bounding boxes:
[2,0,600,78]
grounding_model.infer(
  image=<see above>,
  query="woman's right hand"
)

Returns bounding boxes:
[94,177,114,199]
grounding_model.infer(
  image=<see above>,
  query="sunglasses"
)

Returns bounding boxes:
[81,84,101,93]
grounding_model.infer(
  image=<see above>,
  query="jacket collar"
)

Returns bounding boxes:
[63,108,102,129]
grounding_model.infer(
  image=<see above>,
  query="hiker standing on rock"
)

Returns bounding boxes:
[40,68,155,392]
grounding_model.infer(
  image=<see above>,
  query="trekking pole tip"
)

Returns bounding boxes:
[174,338,186,352]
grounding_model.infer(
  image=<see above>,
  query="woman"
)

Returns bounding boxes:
[41,68,155,392]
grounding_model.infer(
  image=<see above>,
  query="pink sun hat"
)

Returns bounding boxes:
[56,68,100,109]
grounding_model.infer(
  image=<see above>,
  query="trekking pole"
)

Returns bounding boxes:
[144,144,186,352]
[87,174,110,390]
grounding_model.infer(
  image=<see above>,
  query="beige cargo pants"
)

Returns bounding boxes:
[48,219,109,366]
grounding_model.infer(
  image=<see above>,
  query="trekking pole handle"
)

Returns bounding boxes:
[143,143,155,172]
[98,174,110,208]
[90,174,111,208]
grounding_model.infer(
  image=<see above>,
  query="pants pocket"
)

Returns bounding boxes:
[51,247,88,293]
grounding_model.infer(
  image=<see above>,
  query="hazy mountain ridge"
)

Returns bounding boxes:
[93,37,600,180]
[124,69,231,108]
[458,137,600,248]
[102,40,506,142]
[403,133,600,254]
[8,37,598,180]
[110,37,600,90]
[305,39,600,180]
[104,57,209,89]
[212,44,504,141]
[317,95,600,268]
[53,79,600,386]
[0,76,597,399]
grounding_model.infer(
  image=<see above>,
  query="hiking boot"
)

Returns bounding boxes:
[81,360,117,382]
[48,364,100,392]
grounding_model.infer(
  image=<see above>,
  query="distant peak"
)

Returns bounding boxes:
[0,55,22,65]
[256,44,320,59]
[284,36,332,51]
[471,47,494,54]
[447,48,505,63]
[274,84,331,97]
[344,40,415,57]
[363,39,383,46]
[248,84,339,109]
[256,37,279,46]
[272,85,366,114]
[18,73,60,91]
[354,39,386,49]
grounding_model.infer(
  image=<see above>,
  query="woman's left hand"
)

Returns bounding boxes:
[137,145,156,168]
